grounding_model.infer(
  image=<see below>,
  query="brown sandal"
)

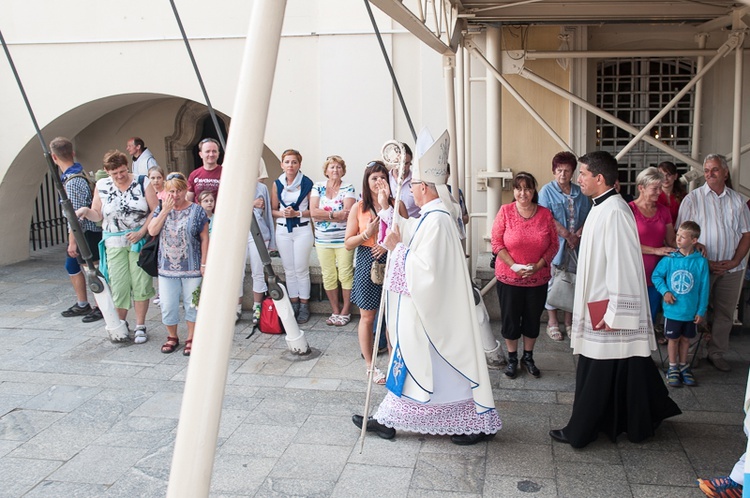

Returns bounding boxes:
[161,336,179,354]
[183,339,193,356]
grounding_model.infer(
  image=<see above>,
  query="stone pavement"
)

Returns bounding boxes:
[1,247,749,497]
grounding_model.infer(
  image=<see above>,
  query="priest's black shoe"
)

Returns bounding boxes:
[352,414,396,440]
[549,429,570,444]
[450,432,496,446]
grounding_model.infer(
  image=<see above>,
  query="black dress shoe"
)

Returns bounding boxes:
[549,429,570,444]
[450,432,496,446]
[352,414,396,440]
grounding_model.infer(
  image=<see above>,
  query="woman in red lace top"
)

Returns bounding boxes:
[491,172,559,380]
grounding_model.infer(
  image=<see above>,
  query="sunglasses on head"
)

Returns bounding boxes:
[166,173,185,181]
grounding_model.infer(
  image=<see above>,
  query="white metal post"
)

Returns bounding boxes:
[166,1,288,496]
[731,32,744,183]
[463,45,474,271]
[485,27,502,251]
[444,54,460,199]
[691,32,708,190]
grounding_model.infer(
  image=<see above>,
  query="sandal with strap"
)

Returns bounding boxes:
[326,314,339,326]
[546,325,563,341]
[161,336,179,354]
[335,314,351,326]
[371,366,386,385]
[183,339,193,357]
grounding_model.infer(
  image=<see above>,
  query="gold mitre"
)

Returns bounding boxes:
[413,128,450,185]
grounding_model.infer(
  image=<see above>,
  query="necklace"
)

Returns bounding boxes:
[516,203,537,220]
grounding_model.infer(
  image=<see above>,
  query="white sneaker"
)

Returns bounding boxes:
[134,326,148,344]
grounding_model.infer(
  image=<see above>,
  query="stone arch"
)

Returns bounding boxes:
[164,100,231,176]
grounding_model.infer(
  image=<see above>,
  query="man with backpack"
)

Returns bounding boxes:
[50,137,103,322]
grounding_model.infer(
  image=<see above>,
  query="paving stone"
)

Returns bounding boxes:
[49,445,147,485]
[129,391,184,419]
[482,475,558,497]
[0,408,65,441]
[209,454,276,495]
[255,476,336,497]
[22,480,110,497]
[620,449,696,486]
[411,451,486,494]
[104,466,169,497]
[486,442,554,478]
[269,443,351,481]
[555,461,630,497]
[332,463,412,497]
[0,457,62,498]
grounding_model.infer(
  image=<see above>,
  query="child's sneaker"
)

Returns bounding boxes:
[252,304,261,325]
[697,476,742,498]
[680,367,697,386]
[666,366,681,387]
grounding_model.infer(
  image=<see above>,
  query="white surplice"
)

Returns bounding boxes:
[569,192,656,360]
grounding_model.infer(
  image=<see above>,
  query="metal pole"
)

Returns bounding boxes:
[616,37,737,160]
[444,55,460,201]
[485,27,502,253]
[0,28,127,342]
[463,45,474,272]
[467,40,572,153]
[168,0,226,151]
[518,67,702,170]
[691,33,708,190]
[731,31,744,183]
[167,1,288,495]
[364,0,417,142]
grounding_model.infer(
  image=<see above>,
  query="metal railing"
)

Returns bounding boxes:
[29,170,67,250]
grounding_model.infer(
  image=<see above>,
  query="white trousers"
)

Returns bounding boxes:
[275,224,313,299]
[241,236,269,297]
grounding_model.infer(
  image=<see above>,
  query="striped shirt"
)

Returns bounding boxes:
[676,183,750,273]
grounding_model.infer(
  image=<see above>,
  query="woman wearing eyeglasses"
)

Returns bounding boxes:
[271,149,314,323]
[76,150,159,344]
[345,161,407,385]
[491,172,559,379]
[310,155,357,326]
[147,173,209,356]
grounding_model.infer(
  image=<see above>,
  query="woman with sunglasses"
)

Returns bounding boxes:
[310,155,357,326]
[271,149,314,323]
[345,161,407,385]
[147,173,209,356]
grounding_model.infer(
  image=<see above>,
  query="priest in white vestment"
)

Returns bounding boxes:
[549,150,680,449]
[353,130,501,445]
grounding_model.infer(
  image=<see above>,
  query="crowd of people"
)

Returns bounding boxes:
[53,133,750,482]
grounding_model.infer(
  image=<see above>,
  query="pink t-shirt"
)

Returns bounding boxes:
[629,201,672,285]
[187,165,223,203]
[491,203,559,287]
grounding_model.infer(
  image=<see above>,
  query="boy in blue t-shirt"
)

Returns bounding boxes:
[652,221,710,387]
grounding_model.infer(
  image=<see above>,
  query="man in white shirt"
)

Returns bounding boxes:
[676,154,750,372]
[126,137,158,177]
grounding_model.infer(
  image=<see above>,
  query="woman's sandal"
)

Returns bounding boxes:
[326,314,339,326]
[335,314,351,326]
[161,336,179,354]
[371,367,386,385]
[183,339,193,357]
[546,325,563,341]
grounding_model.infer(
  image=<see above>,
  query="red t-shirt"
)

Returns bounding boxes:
[656,190,680,225]
[187,165,222,202]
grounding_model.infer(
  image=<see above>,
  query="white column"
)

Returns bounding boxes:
[444,54,459,197]
[485,27,502,251]
[731,33,744,183]
[166,1,287,496]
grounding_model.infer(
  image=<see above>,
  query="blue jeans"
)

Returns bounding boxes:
[647,285,662,325]
[158,276,202,325]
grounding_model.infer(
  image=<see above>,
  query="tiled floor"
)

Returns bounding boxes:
[0,247,748,497]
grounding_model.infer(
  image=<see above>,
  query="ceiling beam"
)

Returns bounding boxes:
[369,0,453,54]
